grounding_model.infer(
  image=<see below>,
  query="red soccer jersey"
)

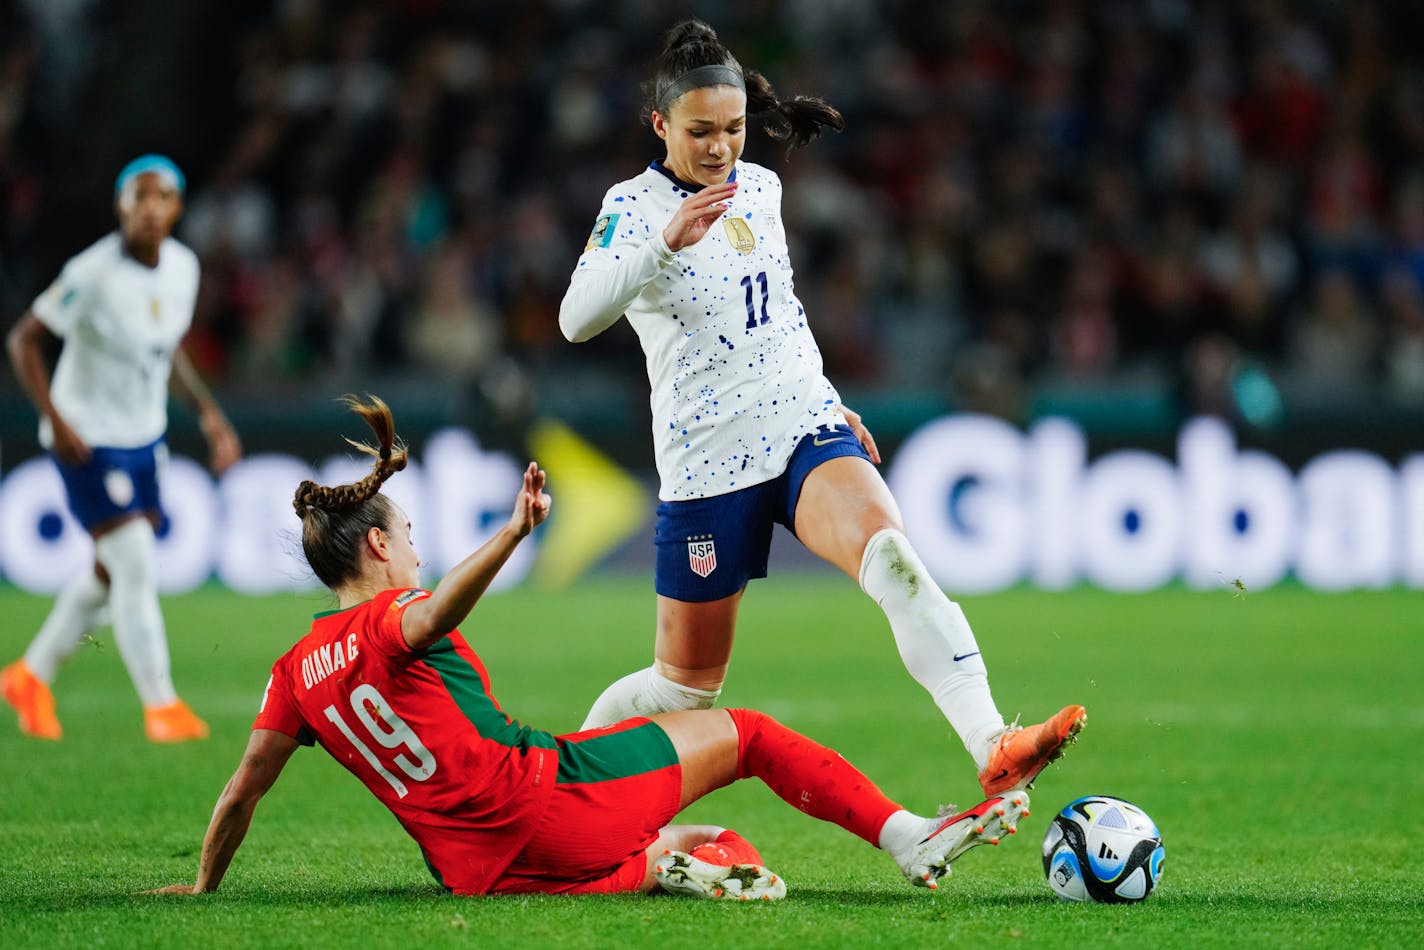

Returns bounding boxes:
[254,587,558,895]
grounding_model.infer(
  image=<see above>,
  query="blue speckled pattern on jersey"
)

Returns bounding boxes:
[571,161,844,501]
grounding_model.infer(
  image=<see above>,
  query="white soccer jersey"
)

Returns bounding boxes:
[30,232,200,449]
[560,160,844,501]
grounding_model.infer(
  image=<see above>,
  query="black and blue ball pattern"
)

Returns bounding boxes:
[1042,795,1164,903]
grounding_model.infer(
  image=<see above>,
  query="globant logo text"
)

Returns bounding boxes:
[886,415,1424,593]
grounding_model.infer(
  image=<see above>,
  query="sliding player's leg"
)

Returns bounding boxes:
[656,708,1031,893]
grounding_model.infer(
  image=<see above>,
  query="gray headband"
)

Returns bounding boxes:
[655,64,746,113]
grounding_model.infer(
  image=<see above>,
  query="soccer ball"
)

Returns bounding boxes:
[1042,795,1164,903]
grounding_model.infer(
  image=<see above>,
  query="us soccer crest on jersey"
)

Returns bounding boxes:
[687,535,717,578]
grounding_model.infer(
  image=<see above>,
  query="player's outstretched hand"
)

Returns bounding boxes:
[662,181,737,252]
[840,405,882,465]
[143,883,200,895]
[510,462,551,538]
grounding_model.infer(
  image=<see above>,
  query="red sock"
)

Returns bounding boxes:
[689,829,763,867]
[726,708,902,845]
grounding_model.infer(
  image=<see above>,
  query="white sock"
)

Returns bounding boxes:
[580,665,721,730]
[859,528,1005,769]
[877,809,929,860]
[23,569,110,682]
[95,519,178,709]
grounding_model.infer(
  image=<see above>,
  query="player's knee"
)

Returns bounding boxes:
[94,518,157,589]
[648,667,722,711]
[859,527,946,602]
[725,707,784,780]
[725,707,771,740]
[652,659,725,698]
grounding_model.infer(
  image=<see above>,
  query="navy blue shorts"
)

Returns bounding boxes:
[54,438,168,532]
[654,424,873,602]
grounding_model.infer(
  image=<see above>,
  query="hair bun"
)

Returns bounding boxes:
[666,19,718,49]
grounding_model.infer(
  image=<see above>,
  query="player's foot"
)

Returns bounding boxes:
[979,704,1086,797]
[1,659,62,739]
[144,699,209,743]
[655,850,787,902]
[893,791,1030,890]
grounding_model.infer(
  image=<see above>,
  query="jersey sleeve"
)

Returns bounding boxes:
[252,661,314,745]
[362,587,434,661]
[559,190,677,343]
[31,252,102,336]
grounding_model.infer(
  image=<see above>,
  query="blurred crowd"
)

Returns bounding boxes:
[4,0,1424,433]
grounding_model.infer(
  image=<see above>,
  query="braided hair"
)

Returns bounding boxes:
[292,394,409,590]
[644,19,844,149]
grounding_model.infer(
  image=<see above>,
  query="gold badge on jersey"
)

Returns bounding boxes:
[150,296,161,320]
[723,216,756,254]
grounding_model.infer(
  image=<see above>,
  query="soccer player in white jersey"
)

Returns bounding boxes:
[2,154,241,742]
[560,21,1085,800]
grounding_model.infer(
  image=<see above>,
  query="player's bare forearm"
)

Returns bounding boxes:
[146,774,257,895]
[6,312,89,462]
[190,786,258,892]
[170,345,217,412]
[172,346,242,473]
[149,731,297,895]
[401,463,550,650]
[6,312,59,419]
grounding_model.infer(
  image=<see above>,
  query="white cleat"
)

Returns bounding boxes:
[895,790,1031,890]
[654,850,787,902]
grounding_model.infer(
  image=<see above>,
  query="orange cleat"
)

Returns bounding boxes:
[144,698,210,743]
[979,704,1086,797]
[1,659,62,739]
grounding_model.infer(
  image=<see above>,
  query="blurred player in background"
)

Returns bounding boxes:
[2,154,241,742]
[560,21,1083,797]
[149,395,1030,900]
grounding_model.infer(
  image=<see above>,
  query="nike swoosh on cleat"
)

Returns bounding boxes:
[953,651,980,662]
[989,769,1008,782]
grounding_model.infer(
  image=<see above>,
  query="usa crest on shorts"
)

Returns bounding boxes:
[687,535,717,578]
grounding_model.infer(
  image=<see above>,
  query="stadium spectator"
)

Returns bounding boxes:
[558,20,1085,796]
[148,395,1031,899]
[1284,268,1381,400]
[3,2,1423,435]
[1,155,240,742]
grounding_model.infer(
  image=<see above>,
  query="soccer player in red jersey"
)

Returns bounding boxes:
[150,396,1030,900]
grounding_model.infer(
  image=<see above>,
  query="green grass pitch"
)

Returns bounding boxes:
[1,576,1421,948]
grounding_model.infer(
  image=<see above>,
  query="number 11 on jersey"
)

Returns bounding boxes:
[741,272,770,329]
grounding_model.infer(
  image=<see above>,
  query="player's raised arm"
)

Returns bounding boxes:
[146,729,299,895]
[399,462,550,651]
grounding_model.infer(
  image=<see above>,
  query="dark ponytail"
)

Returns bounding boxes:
[744,69,845,149]
[645,19,843,149]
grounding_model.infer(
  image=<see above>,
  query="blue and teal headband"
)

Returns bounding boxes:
[114,154,186,196]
